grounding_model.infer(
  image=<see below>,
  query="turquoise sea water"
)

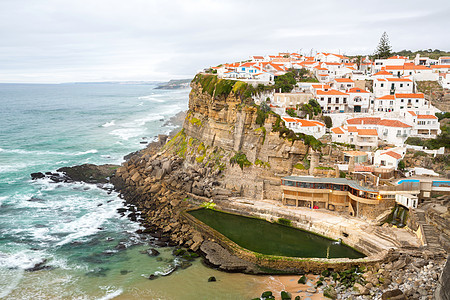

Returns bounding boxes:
[0,83,268,299]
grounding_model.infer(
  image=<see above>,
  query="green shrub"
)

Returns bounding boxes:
[294,163,306,170]
[339,171,346,178]
[230,152,252,170]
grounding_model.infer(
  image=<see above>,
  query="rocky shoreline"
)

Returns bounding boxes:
[31,133,449,299]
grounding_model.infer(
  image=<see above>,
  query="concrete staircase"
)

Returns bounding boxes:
[414,208,445,252]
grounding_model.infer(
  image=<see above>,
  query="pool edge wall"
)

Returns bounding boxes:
[181,208,390,273]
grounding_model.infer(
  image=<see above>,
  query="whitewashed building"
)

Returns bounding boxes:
[373,78,414,98]
[281,117,326,138]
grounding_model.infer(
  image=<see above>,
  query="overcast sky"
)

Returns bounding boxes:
[1,0,449,83]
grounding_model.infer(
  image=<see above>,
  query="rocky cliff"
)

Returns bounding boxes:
[109,75,310,268]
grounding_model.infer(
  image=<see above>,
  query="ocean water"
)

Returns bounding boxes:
[0,83,267,299]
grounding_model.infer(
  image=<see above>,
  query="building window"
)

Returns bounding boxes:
[381,83,384,87]
[336,98,339,104]
[328,97,331,103]
[343,98,347,103]
[401,99,404,103]
[335,107,339,110]
[400,83,403,87]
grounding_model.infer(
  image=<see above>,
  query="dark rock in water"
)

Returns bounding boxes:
[117,208,127,214]
[57,164,119,184]
[45,172,53,175]
[381,289,406,300]
[148,274,158,280]
[85,267,110,277]
[115,243,127,250]
[106,237,115,242]
[208,276,216,282]
[146,249,160,257]
[25,259,52,272]
[120,270,131,275]
[281,291,291,300]
[261,291,274,299]
[140,141,148,144]
[27,197,45,202]
[179,261,192,270]
[30,172,45,180]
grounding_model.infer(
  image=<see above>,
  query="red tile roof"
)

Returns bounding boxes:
[417,115,437,119]
[357,129,378,136]
[378,119,412,128]
[386,77,412,82]
[373,70,392,76]
[431,65,450,69]
[377,95,395,100]
[408,111,417,116]
[395,93,425,99]
[346,117,381,125]
[382,151,402,159]
[316,89,349,96]
[347,87,369,93]
[331,127,344,134]
[335,78,354,83]
[388,55,407,60]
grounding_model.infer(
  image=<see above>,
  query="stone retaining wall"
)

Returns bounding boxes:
[181,209,389,273]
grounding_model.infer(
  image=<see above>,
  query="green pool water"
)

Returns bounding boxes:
[189,209,365,259]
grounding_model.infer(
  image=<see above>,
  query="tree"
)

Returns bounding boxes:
[323,116,332,128]
[374,32,392,59]
[398,159,406,170]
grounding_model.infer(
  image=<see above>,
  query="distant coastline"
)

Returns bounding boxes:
[154,79,192,90]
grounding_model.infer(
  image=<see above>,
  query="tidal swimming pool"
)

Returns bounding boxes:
[188,209,365,259]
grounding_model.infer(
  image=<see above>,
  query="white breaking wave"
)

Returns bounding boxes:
[74,149,98,155]
[102,120,115,127]
[137,95,164,102]
[0,148,98,157]
[97,288,123,300]
[0,268,23,298]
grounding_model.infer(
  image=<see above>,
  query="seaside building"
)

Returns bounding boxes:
[281,117,326,138]
[280,176,393,218]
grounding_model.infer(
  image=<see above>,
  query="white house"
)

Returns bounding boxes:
[374,93,428,113]
[385,63,437,81]
[281,117,326,138]
[345,117,412,146]
[346,87,371,113]
[403,111,441,138]
[330,126,378,151]
[371,70,395,80]
[373,147,406,169]
[373,77,414,97]
[333,78,355,91]
[315,89,349,113]
[438,73,450,89]
[372,55,408,73]
[315,53,349,63]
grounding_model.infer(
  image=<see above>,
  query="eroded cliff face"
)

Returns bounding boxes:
[174,80,308,200]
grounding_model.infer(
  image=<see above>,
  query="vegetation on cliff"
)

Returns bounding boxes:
[230,152,252,170]
[273,114,323,151]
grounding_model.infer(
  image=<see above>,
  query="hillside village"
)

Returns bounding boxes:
[200,50,450,226]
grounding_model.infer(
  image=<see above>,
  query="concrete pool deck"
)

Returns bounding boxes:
[217,197,421,254]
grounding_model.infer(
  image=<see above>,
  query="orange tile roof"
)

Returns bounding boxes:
[388,55,407,60]
[357,129,378,136]
[240,62,256,67]
[335,78,354,83]
[395,93,425,99]
[376,78,387,81]
[440,57,450,59]
[373,70,392,76]
[382,151,402,159]
[316,89,349,96]
[417,115,437,119]
[312,84,331,89]
[281,117,297,123]
[297,120,325,127]
[347,126,358,132]
[377,95,395,100]
[347,87,369,93]
[252,56,265,60]
[347,117,381,125]
[431,65,450,68]
[331,127,344,134]
[344,151,368,156]
[386,77,412,82]
[378,119,412,128]
[408,111,417,116]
